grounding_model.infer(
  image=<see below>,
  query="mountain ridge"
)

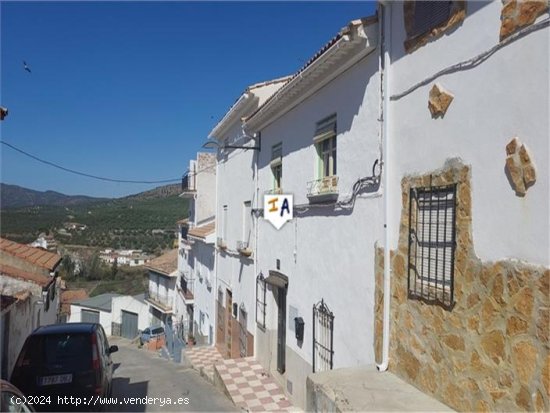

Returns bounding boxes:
[0,182,181,209]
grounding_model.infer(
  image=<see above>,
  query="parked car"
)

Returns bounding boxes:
[0,380,35,412]
[10,323,118,411]
[139,326,165,345]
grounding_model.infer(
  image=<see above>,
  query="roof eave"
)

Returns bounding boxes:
[208,93,258,140]
[245,18,378,132]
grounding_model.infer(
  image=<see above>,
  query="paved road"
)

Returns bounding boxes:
[108,336,237,412]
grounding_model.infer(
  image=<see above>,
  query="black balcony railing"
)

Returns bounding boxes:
[180,273,194,300]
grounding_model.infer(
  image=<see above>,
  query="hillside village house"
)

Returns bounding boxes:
[177,153,216,344]
[0,238,62,379]
[368,1,549,412]
[208,77,292,360]
[182,1,549,412]
[243,17,381,408]
[144,249,179,328]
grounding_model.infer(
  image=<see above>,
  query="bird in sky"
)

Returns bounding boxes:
[23,61,31,73]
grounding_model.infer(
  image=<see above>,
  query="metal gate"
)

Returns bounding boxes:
[81,309,100,324]
[121,310,138,339]
[313,299,334,373]
[239,306,247,357]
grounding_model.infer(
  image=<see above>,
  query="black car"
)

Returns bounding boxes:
[11,323,118,411]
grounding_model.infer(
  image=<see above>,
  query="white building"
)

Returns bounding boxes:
[0,238,62,379]
[177,153,217,344]
[144,249,179,328]
[242,18,380,408]
[111,294,150,339]
[69,293,121,336]
[208,77,292,359]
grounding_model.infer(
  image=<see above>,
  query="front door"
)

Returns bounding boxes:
[225,289,233,358]
[216,290,225,347]
[276,286,286,373]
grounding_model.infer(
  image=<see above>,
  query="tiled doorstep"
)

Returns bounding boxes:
[214,357,299,412]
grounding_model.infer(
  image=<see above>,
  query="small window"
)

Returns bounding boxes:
[256,274,267,329]
[403,1,466,52]
[314,115,337,178]
[271,143,283,192]
[408,184,457,309]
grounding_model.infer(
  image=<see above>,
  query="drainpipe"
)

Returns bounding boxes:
[253,131,260,357]
[377,1,392,373]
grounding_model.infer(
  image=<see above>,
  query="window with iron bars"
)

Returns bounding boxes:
[408,184,457,310]
[256,274,267,329]
[313,299,334,373]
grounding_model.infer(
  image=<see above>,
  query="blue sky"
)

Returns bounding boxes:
[1,1,376,198]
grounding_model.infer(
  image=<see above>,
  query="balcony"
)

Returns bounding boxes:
[237,240,253,257]
[265,188,283,195]
[179,273,194,301]
[180,174,197,197]
[217,237,227,250]
[145,290,173,313]
[307,176,339,203]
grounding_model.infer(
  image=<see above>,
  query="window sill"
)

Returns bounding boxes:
[307,192,339,204]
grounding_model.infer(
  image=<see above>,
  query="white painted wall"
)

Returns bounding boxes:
[111,295,150,332]
[192,240,216,343]
[255,51,382,380]
[68,305,113,336]
[2,296,33,379]
[216,120,258,334]
[387,1,549,266]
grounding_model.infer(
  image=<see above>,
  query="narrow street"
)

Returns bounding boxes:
[108,337,237,412]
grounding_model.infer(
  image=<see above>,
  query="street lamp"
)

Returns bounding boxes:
[202,135,261,152]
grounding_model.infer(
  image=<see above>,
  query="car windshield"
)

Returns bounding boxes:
[152,327,164,335]
[19,333,92,371]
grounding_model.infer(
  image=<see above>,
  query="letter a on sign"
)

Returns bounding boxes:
[264,194,293,229]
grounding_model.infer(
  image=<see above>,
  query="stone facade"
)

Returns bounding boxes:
[374,159,549,411]
[500,0,549,40]
[428,84,454,119]
[505,137,537,196]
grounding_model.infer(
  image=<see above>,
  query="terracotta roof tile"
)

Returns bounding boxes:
[146,249,178,276]
[60,289,89,314]
[0,238,61,271]
[0,264,53,287]
[188,221,216,240]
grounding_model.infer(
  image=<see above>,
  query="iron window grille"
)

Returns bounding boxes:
[408,184,457,310]
[256,274,267,329]
[407,1,453,40]
[313,299,334,373]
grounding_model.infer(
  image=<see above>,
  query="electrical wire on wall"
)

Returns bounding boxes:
[391,17,550,101]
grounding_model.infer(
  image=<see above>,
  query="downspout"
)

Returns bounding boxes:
[253,131,260,356]
[377,1,392,372]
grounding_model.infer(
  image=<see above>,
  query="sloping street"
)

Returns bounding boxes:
[109,337,236,412]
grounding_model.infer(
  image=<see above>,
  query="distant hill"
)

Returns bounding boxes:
[0,183,187,250]
[0,183,108,209]
[0,182,182,209]
[124,183,181,200]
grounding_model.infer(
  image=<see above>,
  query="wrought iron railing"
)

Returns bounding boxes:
[264,188,283,195]
[307,176,339,198]
[180,273,194,299]
[181,173,196,192]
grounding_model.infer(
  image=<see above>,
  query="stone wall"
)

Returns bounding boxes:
[374,159,549,411]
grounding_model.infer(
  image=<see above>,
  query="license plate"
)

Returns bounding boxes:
[39,374,72,386]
